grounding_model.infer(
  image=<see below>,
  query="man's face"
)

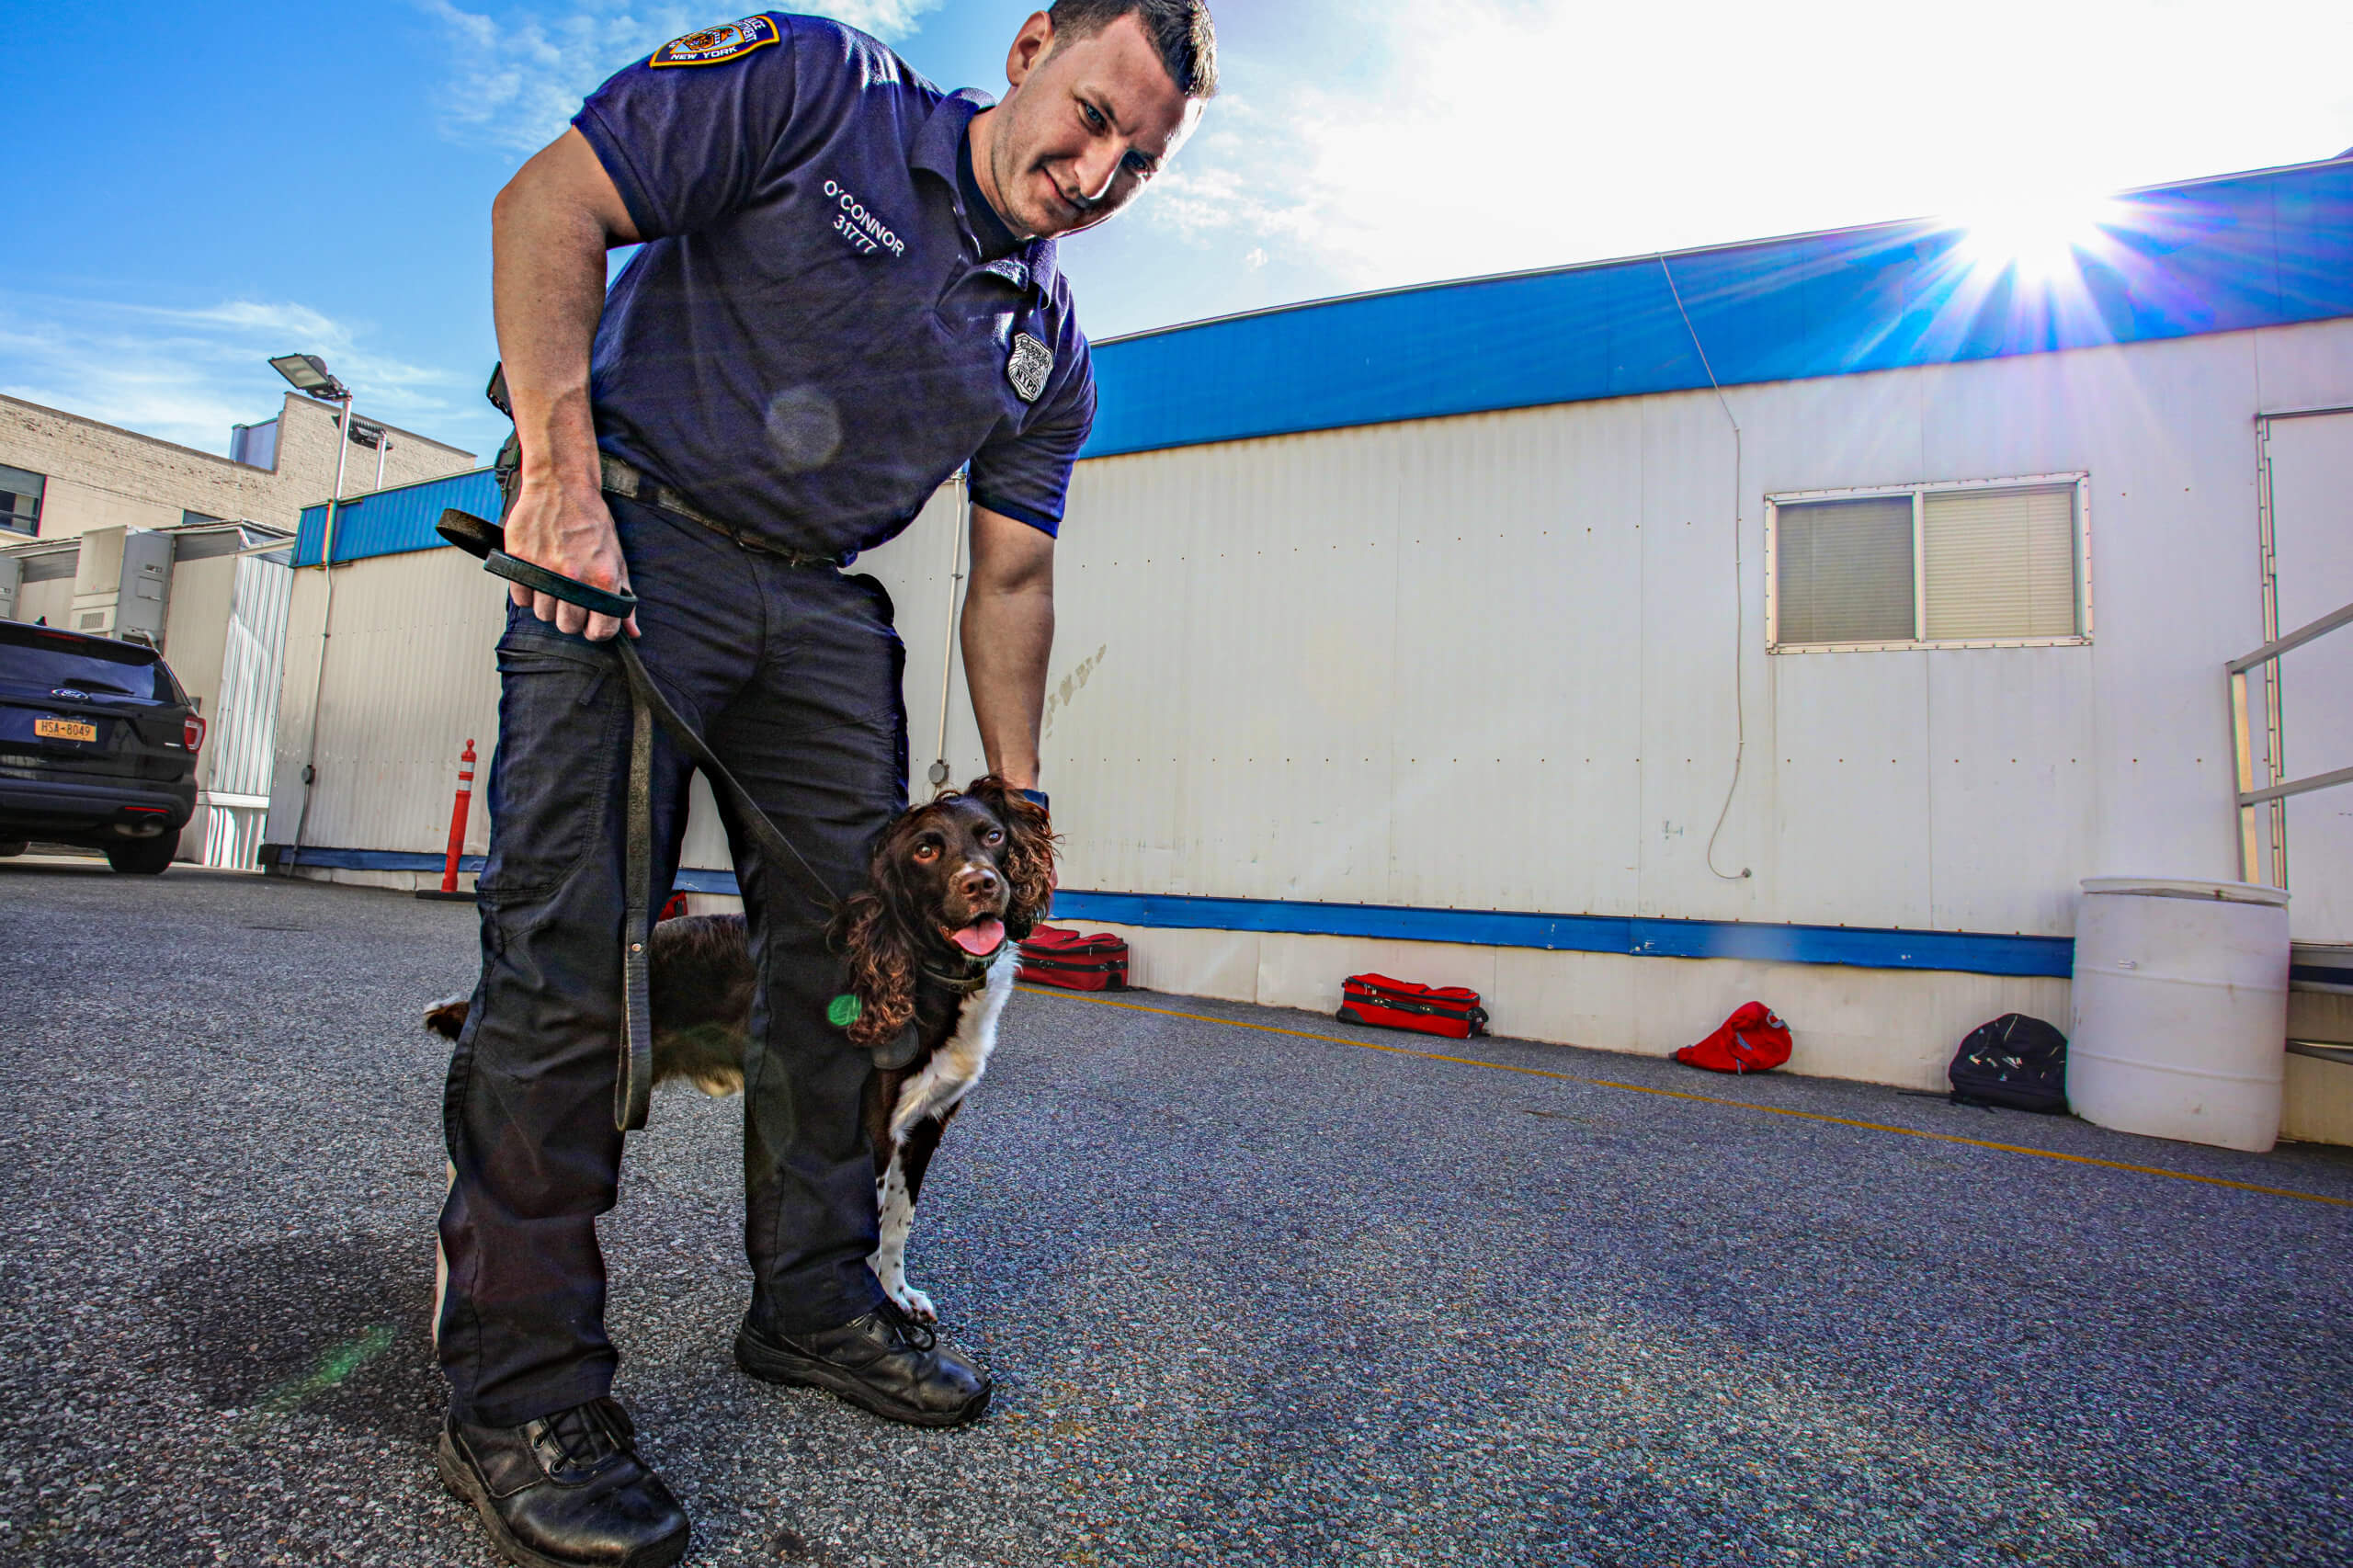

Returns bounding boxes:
[983,11,1201,241]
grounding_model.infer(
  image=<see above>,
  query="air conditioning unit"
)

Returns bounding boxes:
[66,527,174,642]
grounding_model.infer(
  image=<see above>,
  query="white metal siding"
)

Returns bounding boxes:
[267,551,506,856]
[271,318,2353,950]
[211,554,292,800]
[267,483,972,872]
[1041,319,2353,938]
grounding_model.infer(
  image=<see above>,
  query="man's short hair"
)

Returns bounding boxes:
[1047,0,1218,99]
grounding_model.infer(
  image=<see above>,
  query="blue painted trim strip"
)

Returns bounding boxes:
[285,846,479,872]
[1046,890,2074,978]
[1082,159,2353,460]
[287,848,2070,977]
[296,468,503,568]
[282,845,741,896]
[290,165,2353,564]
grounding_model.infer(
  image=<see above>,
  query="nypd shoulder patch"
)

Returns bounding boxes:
[651,16,779,68]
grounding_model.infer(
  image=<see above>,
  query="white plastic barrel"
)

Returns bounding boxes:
[2069,878,2290,1153]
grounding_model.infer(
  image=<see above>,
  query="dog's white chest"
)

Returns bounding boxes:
[887,945,1019,1142]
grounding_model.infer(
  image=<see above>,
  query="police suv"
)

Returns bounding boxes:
[0,620,202,873]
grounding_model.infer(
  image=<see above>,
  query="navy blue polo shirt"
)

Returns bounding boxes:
[572,14,1097,556]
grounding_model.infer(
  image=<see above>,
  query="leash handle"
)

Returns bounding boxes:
[437,509,639,620]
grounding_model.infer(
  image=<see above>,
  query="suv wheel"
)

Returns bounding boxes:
[106,835,177,875]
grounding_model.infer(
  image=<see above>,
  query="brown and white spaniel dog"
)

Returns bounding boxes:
[425,776,1055,1323]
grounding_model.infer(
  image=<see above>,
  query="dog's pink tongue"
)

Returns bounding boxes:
[952,917,1006,956]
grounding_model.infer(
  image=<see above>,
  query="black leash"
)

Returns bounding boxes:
[437,506,847,1131]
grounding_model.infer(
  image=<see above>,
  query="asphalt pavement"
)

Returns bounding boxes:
[3,858,2351,1567]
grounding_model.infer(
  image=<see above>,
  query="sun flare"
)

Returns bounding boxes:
[1951,194,2129,281]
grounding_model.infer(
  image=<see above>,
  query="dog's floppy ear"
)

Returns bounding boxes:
[963,775,1058,941]
[833,888,919,1051]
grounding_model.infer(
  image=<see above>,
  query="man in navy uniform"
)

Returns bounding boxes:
[434,6,1213,1563]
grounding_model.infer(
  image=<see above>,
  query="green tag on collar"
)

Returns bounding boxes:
[826,994,863,1028]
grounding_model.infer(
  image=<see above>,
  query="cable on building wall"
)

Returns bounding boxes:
[1658,256,1753,882]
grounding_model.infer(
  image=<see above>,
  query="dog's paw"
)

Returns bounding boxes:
[422,994,471,1041]
[686,1068,745,1097]
[886,1280,938,1324]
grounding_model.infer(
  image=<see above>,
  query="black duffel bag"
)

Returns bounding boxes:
[1948,1013,2069,1113]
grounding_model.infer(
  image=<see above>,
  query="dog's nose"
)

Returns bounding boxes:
[956,865,1000,900]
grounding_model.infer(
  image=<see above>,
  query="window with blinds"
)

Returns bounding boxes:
[1768,476,2086,649]
[0,463,42,537]
[1774,496,1915,644]
[1922,485,2077,638]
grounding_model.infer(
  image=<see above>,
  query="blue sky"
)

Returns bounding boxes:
[4,0,2349,467]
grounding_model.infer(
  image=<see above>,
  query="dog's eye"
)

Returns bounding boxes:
[913,843,940,863]
[983,828,1004,845]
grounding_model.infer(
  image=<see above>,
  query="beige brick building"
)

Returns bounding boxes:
[0,392,475,543]
[1,393,477,866]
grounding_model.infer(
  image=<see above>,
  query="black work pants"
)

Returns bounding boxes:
[436,495,904,1426]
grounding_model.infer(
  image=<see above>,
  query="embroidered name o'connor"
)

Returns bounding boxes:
[821,179,906,257]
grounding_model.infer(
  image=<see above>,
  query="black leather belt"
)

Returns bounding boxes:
[597,454,847,568]
[436,506,882,1131]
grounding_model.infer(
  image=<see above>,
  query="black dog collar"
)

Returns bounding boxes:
[918,949,999,996]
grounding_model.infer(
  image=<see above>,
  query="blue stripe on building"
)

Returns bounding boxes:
[1080,157,2353,459]
[295,468,503,568]
[297,159,2353,569]
[277,844,739,895]
[278,846,2074,977]
[1046,890,2075,978]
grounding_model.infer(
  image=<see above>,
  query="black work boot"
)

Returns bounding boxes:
[436,1396,689,1568]
[733,1300,991,1427]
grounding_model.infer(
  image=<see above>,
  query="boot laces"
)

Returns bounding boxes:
[541,1398,632,1471]
[876,1296,938,1352]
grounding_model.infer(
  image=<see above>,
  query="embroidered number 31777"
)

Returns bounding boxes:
[822,178,905,258]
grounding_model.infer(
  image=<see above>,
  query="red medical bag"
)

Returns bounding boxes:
[1336,973,1490,1040]
[1017,926,1130,991]
[1674,1001,1792,1074]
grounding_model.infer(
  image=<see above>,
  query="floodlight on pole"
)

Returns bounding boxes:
[268,352,351,402]
[270,351,360,861]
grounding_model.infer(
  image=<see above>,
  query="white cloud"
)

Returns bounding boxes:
[414,0,948,153]
[0,292,479,459]
[1155,0,2353,294]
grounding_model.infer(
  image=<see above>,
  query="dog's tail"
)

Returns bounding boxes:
[422,994,472,1042]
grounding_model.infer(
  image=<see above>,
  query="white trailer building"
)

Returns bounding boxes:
[262,154,2353,1140]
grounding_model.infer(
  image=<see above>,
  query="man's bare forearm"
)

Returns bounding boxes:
[492,130,631,490]
[489,128,642,637]
[961,506,1056,791]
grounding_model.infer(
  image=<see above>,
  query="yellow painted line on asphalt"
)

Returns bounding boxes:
[1020,986,2353,1210]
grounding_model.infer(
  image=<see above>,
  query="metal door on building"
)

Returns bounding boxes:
[2259,409,2353,943]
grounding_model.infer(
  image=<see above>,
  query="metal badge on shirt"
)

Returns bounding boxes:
[650,16,779,67]
[1006,333,1052,403]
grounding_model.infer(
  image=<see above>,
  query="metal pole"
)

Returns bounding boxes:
[2256,420,2288,887]
[374,431,390,493]
[290,394,356,860]
[2230,667,2259,882]
[927,474,966,792]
